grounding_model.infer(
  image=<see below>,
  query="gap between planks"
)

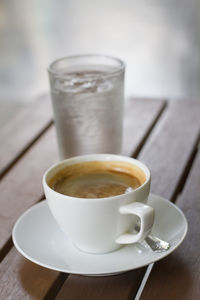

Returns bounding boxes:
[0,94,53,179]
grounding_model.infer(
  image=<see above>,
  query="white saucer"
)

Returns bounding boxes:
[12,194,187,276]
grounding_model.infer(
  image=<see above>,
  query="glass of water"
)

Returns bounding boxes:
[48,54,125,159]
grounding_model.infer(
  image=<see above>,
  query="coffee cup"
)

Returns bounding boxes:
[43,154,154,254]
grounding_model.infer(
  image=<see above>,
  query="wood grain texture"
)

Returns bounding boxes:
[0,127,58,253]
[56,269,146,300]
[56,101,200,300]
[140,149,200,300]
[0,247,59,300]
[138,101,200,200]
[123,98,166,156]
[0,94,53,177]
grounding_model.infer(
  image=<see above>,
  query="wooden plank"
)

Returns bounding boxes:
[0,248,60,300]
[140,149,200,300]
[138,101,200,199]
[56,270,146,300]
[0,94,53,177]
[0,98,166,299]
[0,127,58,254]
[56,101,200,300]
[123,97,166,156]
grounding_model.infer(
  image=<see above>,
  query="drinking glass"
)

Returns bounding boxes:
[48,54,125,159]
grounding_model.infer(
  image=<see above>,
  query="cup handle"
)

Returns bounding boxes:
[116,202,155,244]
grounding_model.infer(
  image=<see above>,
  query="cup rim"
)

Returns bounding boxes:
[48,53,125,78]
[43,154,151,202]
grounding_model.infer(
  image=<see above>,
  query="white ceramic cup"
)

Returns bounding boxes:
[43,154,154,254]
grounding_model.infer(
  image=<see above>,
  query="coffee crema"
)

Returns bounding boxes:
[48,161,146,199]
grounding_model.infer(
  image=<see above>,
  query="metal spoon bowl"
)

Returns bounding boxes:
[135,224,170,252]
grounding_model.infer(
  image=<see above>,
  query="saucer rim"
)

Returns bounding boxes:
[12,194,188,276]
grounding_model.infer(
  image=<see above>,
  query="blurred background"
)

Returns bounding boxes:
[0,0,200,126]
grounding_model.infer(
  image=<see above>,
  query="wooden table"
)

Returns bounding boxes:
[0,96,199,299]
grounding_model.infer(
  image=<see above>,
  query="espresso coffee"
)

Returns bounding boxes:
[48,161,146,199]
